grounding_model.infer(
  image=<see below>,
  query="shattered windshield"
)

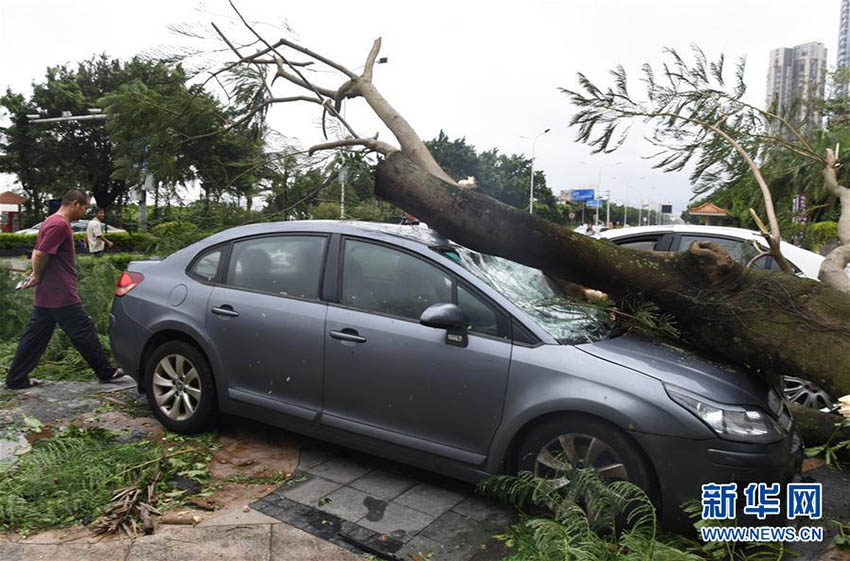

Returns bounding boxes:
[437,246,611,344]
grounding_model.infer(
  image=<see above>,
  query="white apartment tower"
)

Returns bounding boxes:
[837,0,850,95]
[765,42,828,125]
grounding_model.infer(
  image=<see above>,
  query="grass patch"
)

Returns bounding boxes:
[0,426,209,535]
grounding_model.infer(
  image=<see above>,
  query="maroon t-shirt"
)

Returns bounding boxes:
[33,213,79,308]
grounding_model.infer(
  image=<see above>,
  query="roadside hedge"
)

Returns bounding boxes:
[0,232,159,255]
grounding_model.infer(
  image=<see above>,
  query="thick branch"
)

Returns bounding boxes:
[271,59,338,98]
[308,137,397,156]
[824,148,850,246]
[356,79,455,184]
[362,38,382,82]
[819,246,850,294]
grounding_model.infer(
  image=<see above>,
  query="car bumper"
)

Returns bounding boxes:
[632,427,803,530]
[109,298,151,385]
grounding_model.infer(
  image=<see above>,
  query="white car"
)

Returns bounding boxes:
[599,224,836,411]
[598,224,825,280]
[17,220,127,236]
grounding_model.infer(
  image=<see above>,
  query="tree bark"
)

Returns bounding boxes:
[375,152,850,403]
[789,404,850,448]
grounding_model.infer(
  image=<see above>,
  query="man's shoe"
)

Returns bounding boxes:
[4,378,43,390]
[98,368,127,384]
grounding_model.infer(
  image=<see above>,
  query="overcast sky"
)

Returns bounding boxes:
[0,0,843,214]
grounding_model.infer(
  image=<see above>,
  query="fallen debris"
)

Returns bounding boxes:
[92,475,162,537]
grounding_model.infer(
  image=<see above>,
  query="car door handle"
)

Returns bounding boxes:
[211,305,240,317]
[330,329,366,343]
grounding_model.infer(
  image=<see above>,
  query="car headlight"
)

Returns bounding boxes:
[665,385,784,443]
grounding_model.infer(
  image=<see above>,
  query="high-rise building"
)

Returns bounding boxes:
[837,0,850,95]
[765,42,828,125]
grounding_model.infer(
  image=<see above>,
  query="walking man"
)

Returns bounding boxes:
[86,207,113,257]
[5,189,124,389]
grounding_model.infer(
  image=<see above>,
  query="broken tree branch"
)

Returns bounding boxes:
[362,38,382,82]
[308,137,397,156]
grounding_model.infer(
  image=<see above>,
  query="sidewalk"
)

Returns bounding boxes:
[2,519,364,561]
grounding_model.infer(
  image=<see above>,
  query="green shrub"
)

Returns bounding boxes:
[0,232,157,254]
[311,202,341,220]
[348,200,399,222]
[77,253,148,273]
[812,221,839,251]
[0,233,37,250]
[76,258,121,334]
[149,221,208,254]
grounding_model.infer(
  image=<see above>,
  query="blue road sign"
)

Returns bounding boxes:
[586,199,603,208]
[571,188,596,201]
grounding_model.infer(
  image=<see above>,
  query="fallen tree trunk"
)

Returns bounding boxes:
[375,152,850,405]
[790,404,850,447]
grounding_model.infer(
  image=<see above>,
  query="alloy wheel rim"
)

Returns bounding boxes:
[153,354,201,421]
[783,375,837,413]
[534,433,629,490]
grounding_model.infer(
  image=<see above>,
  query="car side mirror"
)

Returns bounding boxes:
[420,303,469,347]
[420,303,467,329]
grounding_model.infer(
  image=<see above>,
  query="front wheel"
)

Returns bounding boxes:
[144,341,216,433]
[516,415,655,498]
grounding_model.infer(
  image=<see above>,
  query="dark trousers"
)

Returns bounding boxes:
[5,303,113,388]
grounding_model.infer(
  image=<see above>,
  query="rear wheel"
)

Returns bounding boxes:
[144,341,215,433]
[516,415,654,498]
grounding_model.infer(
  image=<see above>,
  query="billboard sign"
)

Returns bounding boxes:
[571,188,596,202]
[661,204,673,214]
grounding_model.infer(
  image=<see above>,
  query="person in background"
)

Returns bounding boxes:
[584,221,596,235]
[86,207,113,257]
[4,190,124,389]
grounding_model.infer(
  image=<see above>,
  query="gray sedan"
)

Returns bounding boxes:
[109,221,801,527]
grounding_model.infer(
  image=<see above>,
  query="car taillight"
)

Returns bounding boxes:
[115,271,144,297]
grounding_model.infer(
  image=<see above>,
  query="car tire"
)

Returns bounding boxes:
[516,415,655,500]
[144,341,216,434]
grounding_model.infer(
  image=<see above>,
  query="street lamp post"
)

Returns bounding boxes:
[528,128,550,214]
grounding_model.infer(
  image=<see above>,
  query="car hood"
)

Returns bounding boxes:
[576,332,772,407]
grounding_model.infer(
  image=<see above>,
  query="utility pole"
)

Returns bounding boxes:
[526,128,551,214]
[603,190,611,226]
[339,166,347,219]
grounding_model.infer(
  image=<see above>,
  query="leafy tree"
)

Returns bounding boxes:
[0,91,58,221]
[426,131,565,223]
